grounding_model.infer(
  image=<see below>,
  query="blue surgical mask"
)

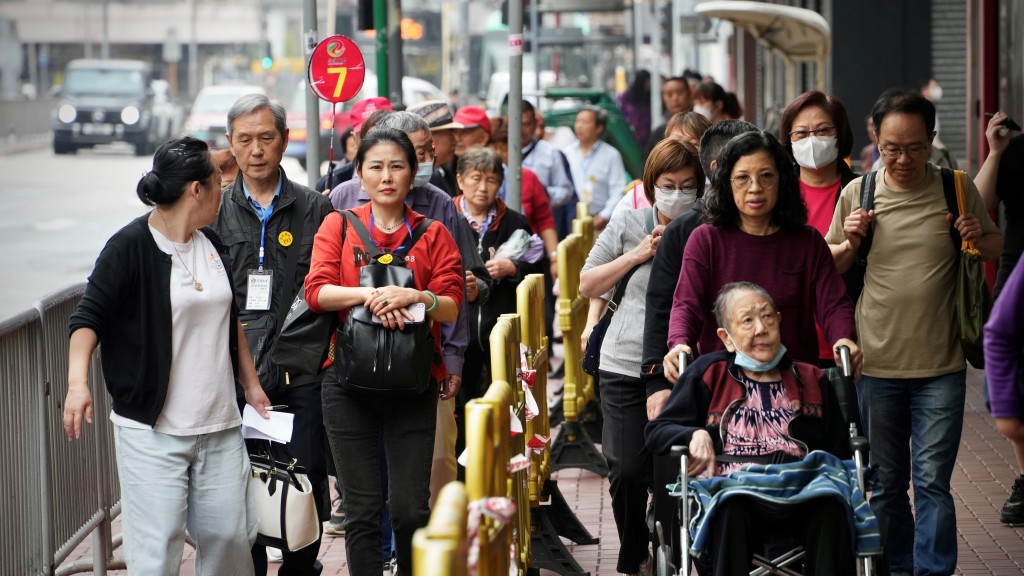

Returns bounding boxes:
[414,162,434,187]
[732,343,788,372]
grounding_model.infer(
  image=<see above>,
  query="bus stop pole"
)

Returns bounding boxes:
[506,0,523,213]
[303,0,320,189]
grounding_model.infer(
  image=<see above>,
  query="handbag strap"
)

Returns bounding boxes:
[951,169,976,253]
[277,190,307,333]
[608,207,655,312]
[341,210,433,259]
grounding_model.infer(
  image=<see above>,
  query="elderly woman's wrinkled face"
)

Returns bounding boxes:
[717,290,782,363]
[729,149,779,224]
[457,168,502,213]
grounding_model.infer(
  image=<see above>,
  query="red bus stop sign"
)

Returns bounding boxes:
[308,35,365,103]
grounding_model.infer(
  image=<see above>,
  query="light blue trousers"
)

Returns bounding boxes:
[114,425,257,576]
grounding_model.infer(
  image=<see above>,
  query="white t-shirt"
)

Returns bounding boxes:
[111,227,241,435]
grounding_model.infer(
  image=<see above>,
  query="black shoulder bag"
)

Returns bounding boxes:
[582,208,655,376]
[334,211,440,394]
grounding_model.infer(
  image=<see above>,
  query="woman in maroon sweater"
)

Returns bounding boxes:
[663,131,860,382]
[304,128,463,576]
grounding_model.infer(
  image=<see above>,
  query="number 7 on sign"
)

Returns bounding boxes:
[328,67,348,98]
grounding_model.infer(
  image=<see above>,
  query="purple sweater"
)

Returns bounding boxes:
[985,259,1024,418]
[667,224,856,363]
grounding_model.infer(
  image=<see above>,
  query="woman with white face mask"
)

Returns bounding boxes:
[779,91,860,367]
[578,138,704,576]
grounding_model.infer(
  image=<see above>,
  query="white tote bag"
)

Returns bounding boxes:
[249,443,321,552]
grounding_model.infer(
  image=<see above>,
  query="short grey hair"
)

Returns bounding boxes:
[227,93,287,138]
[457,146,504,181]
[375,110,431,136]
[578,105,608,129]
[713,281,777,329]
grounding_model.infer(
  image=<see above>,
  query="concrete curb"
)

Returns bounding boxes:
[0,133,52,155]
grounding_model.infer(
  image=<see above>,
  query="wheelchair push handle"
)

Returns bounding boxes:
[838,345,852,379]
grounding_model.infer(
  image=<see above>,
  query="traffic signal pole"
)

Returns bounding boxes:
[374,0,389,99]
[506,0,523,213]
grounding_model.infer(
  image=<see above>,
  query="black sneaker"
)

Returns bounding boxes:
[1000,475,1024,524]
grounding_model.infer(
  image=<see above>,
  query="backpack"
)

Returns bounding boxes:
[334,210,439,394]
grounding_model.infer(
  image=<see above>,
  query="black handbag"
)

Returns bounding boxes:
[334,211,438,394]
[582,208,655,376]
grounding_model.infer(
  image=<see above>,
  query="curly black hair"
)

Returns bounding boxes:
[703,131,806,231]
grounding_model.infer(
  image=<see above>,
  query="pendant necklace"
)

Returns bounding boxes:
[158,210,204,292]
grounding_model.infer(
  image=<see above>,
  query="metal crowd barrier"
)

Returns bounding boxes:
[412,481,469,576]
[0,284,124,576]
[489,315,531,574]
[464,379,514,576]
[550,208,609,478]
[519,275,598,576]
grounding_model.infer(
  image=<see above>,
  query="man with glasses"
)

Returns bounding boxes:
[826,89,1003,576]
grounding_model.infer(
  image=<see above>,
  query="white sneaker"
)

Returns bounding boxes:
[266,546,283,563]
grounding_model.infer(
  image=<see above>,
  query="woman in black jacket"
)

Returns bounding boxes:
[454,146,544,401]
[63,136,271,576]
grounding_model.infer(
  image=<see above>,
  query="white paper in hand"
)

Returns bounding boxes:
[241,405,295,443]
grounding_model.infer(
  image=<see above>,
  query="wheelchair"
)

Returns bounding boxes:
[654,346,882,576]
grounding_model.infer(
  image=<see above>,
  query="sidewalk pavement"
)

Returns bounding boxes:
[64,365,1024,575]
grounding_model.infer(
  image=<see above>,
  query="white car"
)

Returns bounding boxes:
[183,84,265,149]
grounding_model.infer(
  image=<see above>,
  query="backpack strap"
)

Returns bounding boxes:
[856,171,877,263]
[939,167,963,248]
[341,210,434,259]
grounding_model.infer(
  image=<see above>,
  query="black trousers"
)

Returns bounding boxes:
[599,370,652,573]
[696,495,854,576]
[251,380,327,576]
[322,366,437,576]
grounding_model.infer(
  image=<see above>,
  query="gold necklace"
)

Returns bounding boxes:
[158,210,204,292]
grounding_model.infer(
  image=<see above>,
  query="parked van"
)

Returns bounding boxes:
[52,59,166,156]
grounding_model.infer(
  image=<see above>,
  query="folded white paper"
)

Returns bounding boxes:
[241,405,294,443]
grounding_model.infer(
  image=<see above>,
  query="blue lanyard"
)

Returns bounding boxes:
[368,212,414,255]
[252,200,275,271]
[460,197,495,255]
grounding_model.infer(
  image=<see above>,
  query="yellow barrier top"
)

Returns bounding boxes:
[413,482,468,576]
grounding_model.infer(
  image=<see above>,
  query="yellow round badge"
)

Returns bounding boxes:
[278,231,293,247]
[378,254,394,265]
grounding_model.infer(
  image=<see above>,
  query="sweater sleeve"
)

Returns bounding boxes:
[645,362,713,455]
[985,260,1024,418]
[667,225,711,350]
[304,210,345,314]
[809,230,858,346]
[69,232,132,340]
[580,209,627,275]
[426,223,466,311]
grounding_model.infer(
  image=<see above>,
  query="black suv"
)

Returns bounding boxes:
[52,59,163,156]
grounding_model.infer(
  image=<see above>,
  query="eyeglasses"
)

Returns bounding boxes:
[878,144,929,159]
[788,125,836,140]
[731,172,779,191]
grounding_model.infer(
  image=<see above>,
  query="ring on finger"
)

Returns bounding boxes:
[382,299,389,307]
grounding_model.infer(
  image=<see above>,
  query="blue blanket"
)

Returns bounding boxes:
[668,451,882,559]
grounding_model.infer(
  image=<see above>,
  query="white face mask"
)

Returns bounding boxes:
[930,85,943,101]
[792,135,839,170]
[413,161,434,187]
[654,187,698,219]
[693,104,712,120]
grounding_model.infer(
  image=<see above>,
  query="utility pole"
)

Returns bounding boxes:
[374,0,388,98]
[506,0,523,212]
[530,0,540,107]
[188,0,198,99]
[387,0,403,104]
[100,0,110,59]
[303,0,320,188]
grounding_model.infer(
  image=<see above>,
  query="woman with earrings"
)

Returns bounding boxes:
[63,136,272,575]
[304,127,464,576]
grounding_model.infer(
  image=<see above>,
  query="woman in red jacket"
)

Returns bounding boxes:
[304,127,464,576]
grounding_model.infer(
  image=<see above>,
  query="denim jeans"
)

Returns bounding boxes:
[858,370,966,576]
[113,425,257,576]
[322,366,437,576]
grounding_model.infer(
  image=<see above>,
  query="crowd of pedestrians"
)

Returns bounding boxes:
[57,65,1022,576]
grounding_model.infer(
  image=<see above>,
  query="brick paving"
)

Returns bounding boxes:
[63,366,1024,575]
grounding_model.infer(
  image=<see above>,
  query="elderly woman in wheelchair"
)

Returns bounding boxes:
[646,282,880,576]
